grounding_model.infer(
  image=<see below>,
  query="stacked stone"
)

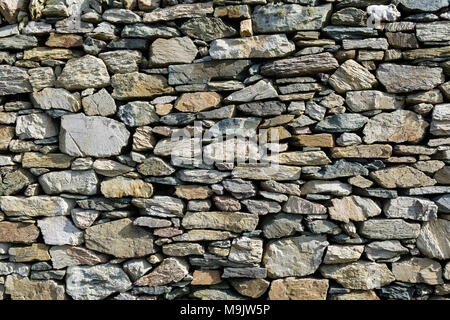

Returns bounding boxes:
[0,0,449,300]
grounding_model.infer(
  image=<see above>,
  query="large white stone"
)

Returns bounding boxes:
[59,113,130,157]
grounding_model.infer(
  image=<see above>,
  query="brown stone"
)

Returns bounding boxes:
[9,243,50,262]
[135,257,189,286]
[191,270,222,285]
[175,92,221,112]
[85,218,155,258]
[154,227,183,238]
[268,278,329,300]
[45,33,83,48]
[334,290,380,300]
[5,275,65,300]
[174,185,212,200]
[132,126,156,151]
[331,144,392,159]
[0,222,40,244]
[213,196,241,212]
[291,134,334,147]
[22,152,73,169]
[385,32,419,49]
[230,279,270,298]
[370,166,437,189]
[392,257,443,285]
[0,126,14,150]
[111,72,174,100]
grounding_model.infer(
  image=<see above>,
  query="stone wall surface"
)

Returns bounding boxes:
[0,0,449,301]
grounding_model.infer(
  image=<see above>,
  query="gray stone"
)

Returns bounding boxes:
[56,55,110,90]
[228,237,263,264]
[377,64,445,93]
[320,261,395,290]
[430,104,450,136]
[241,199,281,215]
[191,288,245,300]
[66,264,132,300]
[237,101,285,117]
[323,245,364,264]
[135,257,189,286]
[252,3,332,33]
[260,53,339,77]
[392,257,443,285]
[384,197,438,221]
[262,213,303,239]
[16,113,58,140]
[222,179,256,199]
[346,90,404,112]
[31,88,80,112]
[328,60,377,93]
[71,209,99,229]
[102,9,141,24]
[364,110,429,144]
[0,35,38,50]
[263,235,328,278]
[37,216,84,246]
[365,241,409,262]
[359,219,421,240]
[399,0,449,12]
[182,211,259,233]
[60,113,130,157]
[93,159,134,177]
[0,262,30,277]
[210,35,295,59]
[180,17,237,42]
[143,2,214,23]
[282,196,327,215]
[0,196,75,217]
[329,195,381,223]
[225,80,278,103]
[121,24,180,39]
[134,217,171,228]
[85,218,155,258]
[176,170,229,184]
[28,67,56,92]
[49,246,109,269]
[150,37,198,66]
[322,26,378,40]
[132,196,184,217]
[232,165,301,181]
[168,60,251,85]
[122,259,152,282]
[416,219,450,260]
[301,180,352,196]
[434,194,450,213]
[331,7,367,26]
[117,101,159,127]
[307,160,368,180]
[38,169,98,196]
[315,114,368,132]
[416,21,450,42]
[98,50,141,74]
[222,267,267,279]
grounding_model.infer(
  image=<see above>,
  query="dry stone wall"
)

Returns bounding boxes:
[0,0,449,300]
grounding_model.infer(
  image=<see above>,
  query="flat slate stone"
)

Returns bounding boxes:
[260,53,339,77]
[0,65,32,96]
[252,3,332,33]
[376,64,445,93]
[59,113,130,157]
[210,35,295,59]
[85,218,155,258]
